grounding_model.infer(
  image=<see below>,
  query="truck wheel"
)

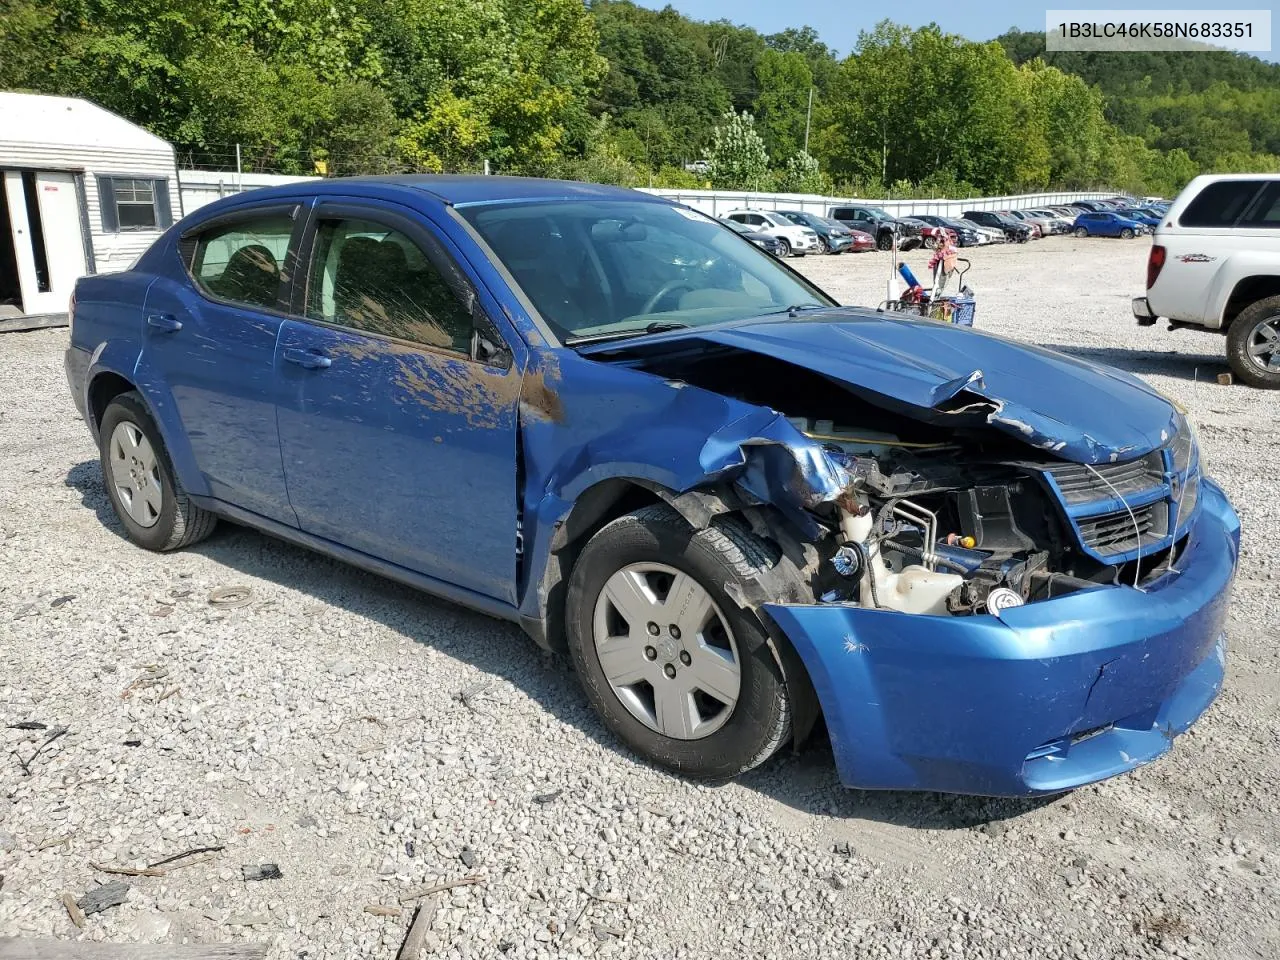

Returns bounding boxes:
[1227,297,1280,389]
[1073,227,1088,238]
[876,231,892,251]
[565,505,791,780]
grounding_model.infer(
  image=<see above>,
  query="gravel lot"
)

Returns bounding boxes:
[1,236,1278,959]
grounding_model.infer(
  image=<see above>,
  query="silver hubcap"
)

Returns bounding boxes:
[109,422,163,527]
[1247,316,1280,372]
[592,562,741,740]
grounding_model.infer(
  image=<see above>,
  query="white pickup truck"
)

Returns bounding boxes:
[1133,174,1280,388]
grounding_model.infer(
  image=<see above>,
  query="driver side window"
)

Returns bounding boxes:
[305,216,474,353]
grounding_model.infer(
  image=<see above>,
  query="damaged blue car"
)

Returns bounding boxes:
[65,177,1239,796]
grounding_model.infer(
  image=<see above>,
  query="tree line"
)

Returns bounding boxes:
[1,0,1276,197]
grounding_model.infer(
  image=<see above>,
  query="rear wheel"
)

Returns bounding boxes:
[775,237,791,258]
[1226,297,1280,389]
[98,391,217,551]
[1074,226,1088,238]
[565,505,791,780]
[1120,228,1135,240]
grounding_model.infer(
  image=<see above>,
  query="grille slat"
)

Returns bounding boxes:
[1036,450,1180,559]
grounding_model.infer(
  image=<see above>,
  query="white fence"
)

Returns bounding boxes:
[177,170,317,215]
[176,170,1117,220]
[637,188,1119,218]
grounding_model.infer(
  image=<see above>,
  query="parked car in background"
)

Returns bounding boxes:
[913,215,986,247]
[775,210,853,254]
[1072,211,1147,239]
[722,209,819,258]
[827,205,923,250]
[899,217,956,249]
[721,218,784,257]
[955,217,1006,244]
[827,220,876,252]
[1069,200,1109,213]
[962,210,1032,243]
[1134,173,1280,388]
[1023,210,1073,235]
[1116,207,1162,228]
[1001,211,1042,238]
[65,174,1241,797]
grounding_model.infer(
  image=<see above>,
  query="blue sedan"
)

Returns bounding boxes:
[65,176,1238,796]
[1073,211,1148,238]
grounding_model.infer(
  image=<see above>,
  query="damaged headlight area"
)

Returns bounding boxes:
[796,419,1198,617]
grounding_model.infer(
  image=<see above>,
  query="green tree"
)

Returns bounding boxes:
[779,151,826,194]
[752,49,812,158]
[706,109,769,190]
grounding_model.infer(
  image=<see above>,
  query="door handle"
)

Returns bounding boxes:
[282,347,331,370]
[146,312,182,333]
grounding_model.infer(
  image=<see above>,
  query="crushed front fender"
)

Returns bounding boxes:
[764,479,1239,796]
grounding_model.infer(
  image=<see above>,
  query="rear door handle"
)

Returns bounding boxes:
[146,312,182,333]
[282,347,331,370]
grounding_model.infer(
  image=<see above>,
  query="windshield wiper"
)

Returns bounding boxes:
[768,304,825,318]
[564,320,690,347]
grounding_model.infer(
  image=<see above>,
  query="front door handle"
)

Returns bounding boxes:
[282,347,331,370]
[146,312,182,333]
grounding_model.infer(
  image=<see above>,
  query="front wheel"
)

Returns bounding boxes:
[565,505,791,780]
[1226,297,1280,389]
[1074,226,1088,238]
[818,236,831,254]
[775,237,791,258]
[1120,228,1135,239]
[924,236,939,250]
[876,231,893,251]
[99,391,217,551]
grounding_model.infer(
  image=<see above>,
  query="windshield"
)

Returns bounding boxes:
[864,208,892,222]
[460,200,833,343]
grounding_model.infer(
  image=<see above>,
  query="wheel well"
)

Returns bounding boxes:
[1224,276,1280,329]
[88,373,136,428]
[530,480,665,654]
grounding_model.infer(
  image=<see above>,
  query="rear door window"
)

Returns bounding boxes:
[191,213,296,310]
[1240,182,1280,227]
[1180,180,1267,228]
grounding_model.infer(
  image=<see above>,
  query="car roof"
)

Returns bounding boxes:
[191,175,668,214]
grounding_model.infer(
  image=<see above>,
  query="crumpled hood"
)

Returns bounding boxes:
[583,308,1179,464]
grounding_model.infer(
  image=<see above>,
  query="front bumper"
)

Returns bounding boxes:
[765,479,1239,796]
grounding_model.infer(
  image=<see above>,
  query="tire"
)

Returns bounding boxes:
[98,391,217,551]
[775,238,791,258]
[876,231,892,251]
[565,505,791,780]
[1226,297,1280,389]
[1074,226,1088,238]
[818,236,831,254]
[1120,228,1134,239]
[924,236,939,250]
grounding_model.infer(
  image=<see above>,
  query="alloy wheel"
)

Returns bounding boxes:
[1246,315,1280,374]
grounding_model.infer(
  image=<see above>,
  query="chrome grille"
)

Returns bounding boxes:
[1042,452,1165,505]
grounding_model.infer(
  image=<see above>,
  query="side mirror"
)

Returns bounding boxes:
[470,320,512,370]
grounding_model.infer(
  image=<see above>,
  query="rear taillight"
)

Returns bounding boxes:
[1147,245,1167,289]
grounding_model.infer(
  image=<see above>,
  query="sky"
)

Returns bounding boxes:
[633,1,1278,58]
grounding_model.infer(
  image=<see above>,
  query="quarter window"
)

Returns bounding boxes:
[305,217,474,353]
[191,214,294,310]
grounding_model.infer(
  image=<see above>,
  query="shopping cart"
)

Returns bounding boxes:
[879,255,976,328]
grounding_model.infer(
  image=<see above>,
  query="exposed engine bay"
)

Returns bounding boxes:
[602,342,1192,618]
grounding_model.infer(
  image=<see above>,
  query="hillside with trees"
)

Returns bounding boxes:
[1,0,1275,196]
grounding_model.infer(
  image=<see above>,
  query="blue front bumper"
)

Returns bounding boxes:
[765,479,1240,796]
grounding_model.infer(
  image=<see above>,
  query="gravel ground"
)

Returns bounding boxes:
[1,236,1278,959]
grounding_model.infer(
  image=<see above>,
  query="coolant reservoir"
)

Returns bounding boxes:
[887,565,964,616]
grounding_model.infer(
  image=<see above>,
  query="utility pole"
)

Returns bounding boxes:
[803,87,814,154]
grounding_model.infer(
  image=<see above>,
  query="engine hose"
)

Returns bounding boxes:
[853,541,880,609]
[881,538,971,575]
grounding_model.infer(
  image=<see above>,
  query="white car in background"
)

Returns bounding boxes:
[722,209,820,258]
[1134,173,1280,389]
[954,218,1005,244]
